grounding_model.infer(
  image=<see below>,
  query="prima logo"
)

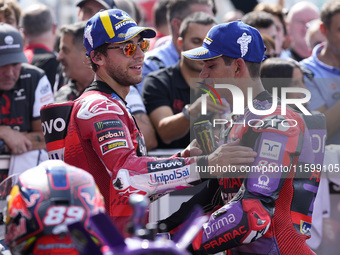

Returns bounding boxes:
[200,84,311,116]
[203,213,236,238]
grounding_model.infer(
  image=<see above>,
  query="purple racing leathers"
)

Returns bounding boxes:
[193,91,326,255]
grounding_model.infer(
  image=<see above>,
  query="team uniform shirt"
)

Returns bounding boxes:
[300,43,340,144]
[135,39,179,94]
[185,91,325,255]
[41,81,205,233]
[0,63,54,132]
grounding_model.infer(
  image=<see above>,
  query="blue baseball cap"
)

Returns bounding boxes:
[182,21,266,63]
[84,9,156,56]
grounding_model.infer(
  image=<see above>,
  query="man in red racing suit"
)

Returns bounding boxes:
[40,10,257,233]
[175,21,327,254]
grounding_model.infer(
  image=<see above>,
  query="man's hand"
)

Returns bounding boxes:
[3,129,32,154]
[180,139,203,157]
[208,140,257,176]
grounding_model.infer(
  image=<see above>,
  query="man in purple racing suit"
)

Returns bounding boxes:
[161,21,327,255]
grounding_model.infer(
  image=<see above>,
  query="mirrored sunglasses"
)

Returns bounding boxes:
[107,40,150,57]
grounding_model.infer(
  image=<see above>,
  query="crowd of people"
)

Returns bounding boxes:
[0,0,340,254]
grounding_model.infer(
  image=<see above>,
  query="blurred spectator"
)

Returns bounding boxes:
[300,0,340,144]
[76,0,116,21]
[149,0,170,50]
[55,21,91,102]
[0,0,21,29]
[143,12,220,148]
[253,3,289,58]
[261,33,276,59]
[286,1,320,61]
[22,3,63,93]
[115,0,137,21]
[261,58,306,106]
[230,0,258,14]
[242,11,280,56]
[305,18,326,50]
[222,9,244,23]
[0,23,54,174]
[135,0,215,94]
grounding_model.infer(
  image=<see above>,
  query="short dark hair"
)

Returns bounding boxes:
[167,0,213,30]
[321,0,340,29]
[60,21,87,50]
[179,11,216,38]
[222,55,261,79]
[22,4,55,36]
[242,11,275,30]
[253,3,287,35]
[260,58,302,97]
[153,0,170,29]
[0,0,21,26]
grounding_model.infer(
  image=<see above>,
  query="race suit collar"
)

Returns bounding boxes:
[85,80,127,105]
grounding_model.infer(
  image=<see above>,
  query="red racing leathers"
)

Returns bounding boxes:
[40,81,204,232]
[191,91,326,254]
[158,91,326,255]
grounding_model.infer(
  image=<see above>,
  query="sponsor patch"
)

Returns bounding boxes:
[97,129,125,143]
[40,84,50,94]
[300,220,311,235]
[259,139,281,160]
[147,159,185,172]
[101,139,127,154]
[204,213,236,238]
[148,168,190,185]
[94,119,123,132]
[77,94,124,119]
[252,174,271,191]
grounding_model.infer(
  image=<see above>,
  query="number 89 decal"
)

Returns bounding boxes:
[43,206,85,226]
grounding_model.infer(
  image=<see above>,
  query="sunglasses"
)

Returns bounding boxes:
[107,40,150,57]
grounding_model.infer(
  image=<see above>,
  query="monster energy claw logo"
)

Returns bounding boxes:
[97,122,103,130]
[94,119,123,132]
